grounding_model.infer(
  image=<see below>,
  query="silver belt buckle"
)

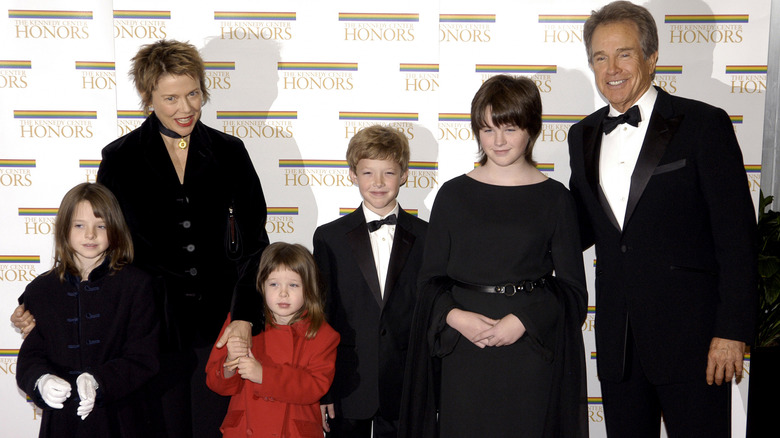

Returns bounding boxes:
[499,283,517,296]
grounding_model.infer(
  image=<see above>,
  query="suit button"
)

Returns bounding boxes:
[188,268,198,276]
[182,220,191,229]
[620,245,628,253]
[246,428,253,435]
[380,329,387,336]
[185,244,195,252]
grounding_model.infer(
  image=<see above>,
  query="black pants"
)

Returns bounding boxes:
[152,345,231,438]
[326,411,399,438]
[600,326,732,438]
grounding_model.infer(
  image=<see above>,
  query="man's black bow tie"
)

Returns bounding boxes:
[602,105,641,134]
[367,214,397,232]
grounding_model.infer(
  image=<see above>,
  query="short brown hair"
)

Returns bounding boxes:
[584,1,659,79]
[256,242,325,339]
[471,74,542,166]
[53,183,133,281]
[130,39,209,114]
[345,125,410,174]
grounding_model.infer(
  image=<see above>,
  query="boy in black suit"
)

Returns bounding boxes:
[314,125,427,438]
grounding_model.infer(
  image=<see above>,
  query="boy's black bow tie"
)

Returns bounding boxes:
[367,214,397,232]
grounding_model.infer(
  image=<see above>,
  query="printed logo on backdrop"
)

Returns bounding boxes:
[401,64,439,92]
[340,13,417,42]
[117,111,145,137]
[280,160,352,188]
[217,111,295,140]
[582,306,595,332]
[538,15,587,44]
[280,62,355,91]
[0,159,35,187]
[16,111,95,139]
[340,112,417,140]
[77,61,115,91]
[746,164,761,193]
[665,14,746,44]
[0,255,39,282]
[540,114,584,144]
[440,14,494,43]
[9,9,91,40]
[653,65,682,94]
[266,207,298,235]
[1,350,17,377]
[80,159,100,182]
[405,162,438,190]
[339,207,419,216]
[726,65,767,94]
[205,62,234,91]
[113,10,169,39]
[588,396,604,423]
[438,113,474,142]
[215,11,294,41]
[19,208,56,235]
[476,65,557,93]
[0,60,30,89]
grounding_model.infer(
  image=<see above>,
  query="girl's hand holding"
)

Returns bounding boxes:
[236,349,263,384]
[471,314,526,347]
[446,309,498,348]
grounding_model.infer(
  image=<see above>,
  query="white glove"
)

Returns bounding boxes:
[76,373,98,420]
[35,374,72,409]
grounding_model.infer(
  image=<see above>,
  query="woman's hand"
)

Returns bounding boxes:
[471,314,526,347]
[446,309,498,348]
[10,304,35,338]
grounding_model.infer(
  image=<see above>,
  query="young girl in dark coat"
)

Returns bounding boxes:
[206,243,340,438]
[16,183,160,438]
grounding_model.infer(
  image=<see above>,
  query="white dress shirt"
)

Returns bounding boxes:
[363,203,399,298]
[599,86,658,229]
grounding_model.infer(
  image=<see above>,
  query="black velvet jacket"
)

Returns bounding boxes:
[97,114,269,346]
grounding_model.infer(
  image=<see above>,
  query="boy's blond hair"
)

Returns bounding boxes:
[346,125,410,173]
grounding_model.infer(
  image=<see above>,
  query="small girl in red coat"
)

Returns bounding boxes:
[206,242,340,438]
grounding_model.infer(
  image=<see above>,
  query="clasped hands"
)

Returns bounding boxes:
[223,337,263,383]
[37,372,98,420]
[446,309,526,348]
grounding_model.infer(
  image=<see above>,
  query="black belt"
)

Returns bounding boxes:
[453,277,547,297]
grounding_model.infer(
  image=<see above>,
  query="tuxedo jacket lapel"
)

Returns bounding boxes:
[583,108,622,231]
[624,90,683,227]
[383,210,415,306]
[346,208,383,307]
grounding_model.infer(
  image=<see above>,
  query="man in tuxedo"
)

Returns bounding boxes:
[314,125,427,438]
[568,2,757,437]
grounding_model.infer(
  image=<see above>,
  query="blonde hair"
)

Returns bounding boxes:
[256,242,325,339]
[130,39,209,114]
[345,125,410,174]
[52,183,133,281]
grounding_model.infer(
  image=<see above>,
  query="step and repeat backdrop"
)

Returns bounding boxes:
[0,0,770,436]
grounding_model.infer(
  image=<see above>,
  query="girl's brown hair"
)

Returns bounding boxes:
[52,183,133,281]
[255,242,325,339]
[471,74,542,166]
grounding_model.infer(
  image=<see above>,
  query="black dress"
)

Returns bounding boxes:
[418,175,587,438]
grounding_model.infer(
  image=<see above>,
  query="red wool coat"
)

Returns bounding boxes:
[206,316,339,438]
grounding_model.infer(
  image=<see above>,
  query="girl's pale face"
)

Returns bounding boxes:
[263,268,305,325]
[69,201,109,275]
